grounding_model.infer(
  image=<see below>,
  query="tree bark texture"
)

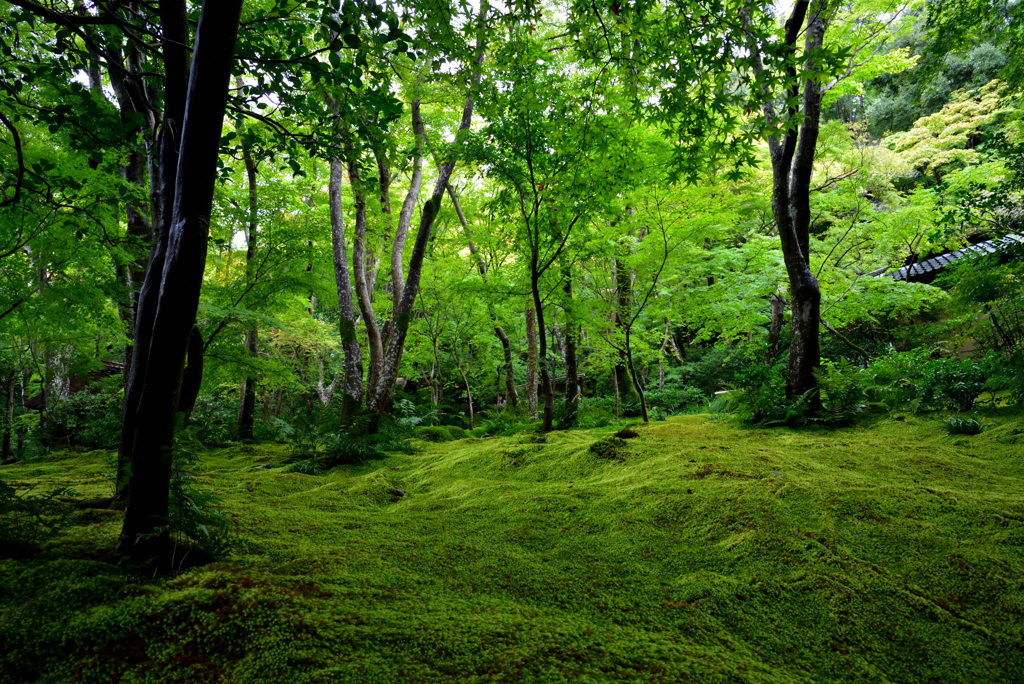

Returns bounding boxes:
[329,154,364,415]
[365,82,480,415]
[117,0,242,561]
[613,257,637,406]
[746,0,824,410]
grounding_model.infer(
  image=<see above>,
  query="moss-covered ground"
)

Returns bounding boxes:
[2,412,1023,683]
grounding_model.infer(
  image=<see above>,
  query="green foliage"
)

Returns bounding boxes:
[727,363,812,427]
[925,357,987,411]
[187,386,241,446]
[940,415,985,435]
[393,397,436,430]
[146,446,241,564]
[44,375,123,450]
[815,359,869,426]
[472,407,534,437]
[982,349,1024,404]
[869,350,986,412]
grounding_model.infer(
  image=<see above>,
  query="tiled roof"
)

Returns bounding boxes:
[881,233,1022,282]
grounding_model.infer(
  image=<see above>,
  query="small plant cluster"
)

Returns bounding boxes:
[44,375,124,450]
[869,351,986,412]
[940,415,984,435]
[722,350,994,428]
[0,479,74,558]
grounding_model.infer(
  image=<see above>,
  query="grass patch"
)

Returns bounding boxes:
[2,414,1023,682]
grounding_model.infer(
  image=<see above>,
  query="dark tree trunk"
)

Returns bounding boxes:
[237,328,257,440]
[745,0,825,412]
[2,371,13,461]
[525,300,538,420]
[116,0,242,562]
[560,271,579,428]
[237,118,258,441]
[613,257,637,407]
[530,271,555,431]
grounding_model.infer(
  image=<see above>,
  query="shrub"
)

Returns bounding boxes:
[320,435,386,467]
[287,459,325,476]
[44,375,123,450]
[981,349,1024,404]
[924,358,986,411]
[446,426,468,440]
[869,351,986,412]
[644,386,707,414]
[941,415,984,435]
[473,407,533,437]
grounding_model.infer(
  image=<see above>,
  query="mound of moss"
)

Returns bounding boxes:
[2,413,1023,682]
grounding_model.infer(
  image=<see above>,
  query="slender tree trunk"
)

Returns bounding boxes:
[2,371,13,461]
[329,153,364,416]
[745,0,825,412]
[560,271,579,428]
[117,0,243,562]
[447,183,519,407]
[766,294,787,360]
[613,257,637,407]
[236,111,258,441]
[530,270,555,431]
[525,301,538,420]
[456,363,473,429]
[366,75,482,415]
[237,329,257,440]
[624,330,649,423]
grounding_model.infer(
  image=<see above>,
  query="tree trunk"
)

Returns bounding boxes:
[530,270,555,431]
[236,112,258,441]
[237,328,257,440]
[116,0,242,562]
[447,183,519,408]
[746,0,825,412]
[613,257,637,408]
[525,300,538,420]
[766,293,787,360]
[366,78,481,416]
[2,371,13,461]
[329,153,364,416]
[560,271,579,428]
[624,329,649,423]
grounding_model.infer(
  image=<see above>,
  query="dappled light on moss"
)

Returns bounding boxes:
[2,414,1023,682]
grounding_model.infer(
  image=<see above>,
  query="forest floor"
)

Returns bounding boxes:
[1,411,1023,683]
